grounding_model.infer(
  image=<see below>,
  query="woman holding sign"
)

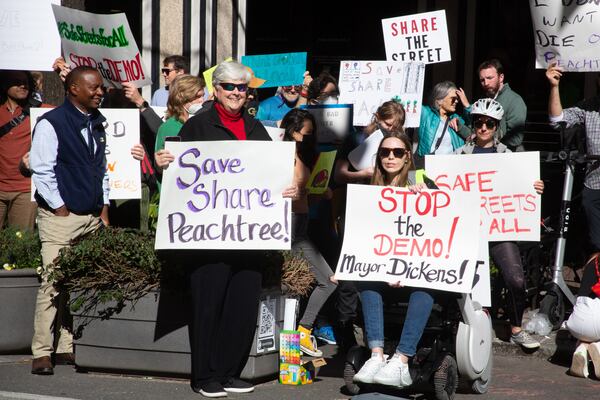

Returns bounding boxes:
[455,98,544,350]
[155,61,298,398]
[280,109,338,357]
[353,132,435,388]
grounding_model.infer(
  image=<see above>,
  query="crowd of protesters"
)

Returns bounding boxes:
[3,50,600,398]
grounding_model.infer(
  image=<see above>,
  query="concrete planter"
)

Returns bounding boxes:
[0,268,40,354]
[73,287,285,380]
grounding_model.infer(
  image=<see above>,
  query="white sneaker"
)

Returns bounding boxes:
[353,353,388,384]
[373,354,412,387]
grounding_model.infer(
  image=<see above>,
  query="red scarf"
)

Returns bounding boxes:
[215,102,246,140]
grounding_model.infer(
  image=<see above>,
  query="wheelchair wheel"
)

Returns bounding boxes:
[433,354,458,400]
[540,290,565,330]
[343,361,361,395]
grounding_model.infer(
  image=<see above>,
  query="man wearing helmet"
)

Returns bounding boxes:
[455,98,544,350]
[547,62,600,251]
[477,59,527,151]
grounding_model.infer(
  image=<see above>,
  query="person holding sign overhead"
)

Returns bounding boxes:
[353,132,434,388]
[280,108,337,357]
[455,98,543,349]
[154,61,298,398]
[415,81,471,165]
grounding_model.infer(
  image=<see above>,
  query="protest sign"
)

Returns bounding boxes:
[425,152,541,241]
[241,52,306,88]
[30,108,141,200]
[151,106,167,122]
[348,130,383,171]
[0,0,61,71]
[265,126,285,141]
[530,0,600,71]
[338,61,425,127]
[155,141,295,250]
[306,150,337,195]
[382,10,451,64]
[51,5,151,88]
[203,57,233,95]
[472,231,491,308]
[300,104,353,144]
[334,184,480,293]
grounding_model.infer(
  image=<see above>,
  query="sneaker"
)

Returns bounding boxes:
[192,382,227,398]
[353,353,388,384]
[373,354,413,387]
[570,343,589,378]
[313,325,337,345]
[222,377,254,393]
[298,325,323,357]
[510,330,540,349]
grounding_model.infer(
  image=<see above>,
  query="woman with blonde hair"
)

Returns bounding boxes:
[154,74,205,152]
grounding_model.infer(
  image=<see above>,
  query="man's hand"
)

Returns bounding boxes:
[54,205,69,217]
[130,143,145,161]
[122,82,146,108]
[155,149,175,170]
[546,62,562,88]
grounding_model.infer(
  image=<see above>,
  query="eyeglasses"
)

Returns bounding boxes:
[161,68,178,75]
[219,82,248,92]
[283,85,302,92]
[474,119,497,129]
[450,97,459,104]
[378,147,408,158]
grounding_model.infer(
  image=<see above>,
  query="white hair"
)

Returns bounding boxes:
[212,61,251,86]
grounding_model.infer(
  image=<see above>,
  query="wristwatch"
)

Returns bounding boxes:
[138,100,149,110]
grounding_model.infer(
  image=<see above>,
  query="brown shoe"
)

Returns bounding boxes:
[54,352,75,365]
[31,356,53,375]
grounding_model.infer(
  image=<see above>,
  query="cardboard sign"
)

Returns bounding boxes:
[0,0,61,71]
[382,10,451,64]
[155,141,295,250]
[425,152,541,241]
[306,150,337,195]
[52,5,151,88]
[241,52,306,88]
[530,0,600,71]
[472,230,492,308]
[335,184,480,293]
[300,104,353,144]
[30,108,142,200]
[348,130,383,171]
[338,61,426,127]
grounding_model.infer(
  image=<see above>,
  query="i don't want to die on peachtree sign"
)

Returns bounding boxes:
[335,184,480,293]
[155,141,295,250]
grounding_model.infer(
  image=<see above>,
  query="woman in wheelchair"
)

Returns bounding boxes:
[353,132,433,387]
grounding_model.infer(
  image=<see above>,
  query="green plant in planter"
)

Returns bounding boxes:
[0,227,41,271]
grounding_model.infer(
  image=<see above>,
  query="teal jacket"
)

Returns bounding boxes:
[416,105,471,156]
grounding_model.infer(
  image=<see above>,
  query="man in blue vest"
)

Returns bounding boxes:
[29,66,109,375]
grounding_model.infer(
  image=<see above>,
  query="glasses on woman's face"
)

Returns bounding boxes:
[378,147,408,158]
[283,85,302,92]
[474,118,497,129]
[219,82,248,92]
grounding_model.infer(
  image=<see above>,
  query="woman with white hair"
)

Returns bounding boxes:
[155,61,298,398]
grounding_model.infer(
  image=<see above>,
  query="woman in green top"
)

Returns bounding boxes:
[155,74,205,152]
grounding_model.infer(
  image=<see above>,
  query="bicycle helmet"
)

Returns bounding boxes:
[470,98,504,121]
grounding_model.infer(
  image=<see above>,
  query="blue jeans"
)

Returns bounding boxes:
[359,282,434,357]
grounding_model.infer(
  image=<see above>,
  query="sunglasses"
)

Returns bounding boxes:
[450,97,459,103]
[219,82,248,92]
[378,147,408,158]
[283,85,302,92]
[161,68,178,75]
[474,119,497,129]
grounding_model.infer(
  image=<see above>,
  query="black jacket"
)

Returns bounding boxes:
[178,101,271,142]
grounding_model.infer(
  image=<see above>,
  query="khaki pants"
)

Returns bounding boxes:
[0,191,37,231]
[31,208,103,358]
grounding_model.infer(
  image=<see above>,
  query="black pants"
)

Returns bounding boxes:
[189,254,262,387]
[490,242,526,327]
[582,186,600,251]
